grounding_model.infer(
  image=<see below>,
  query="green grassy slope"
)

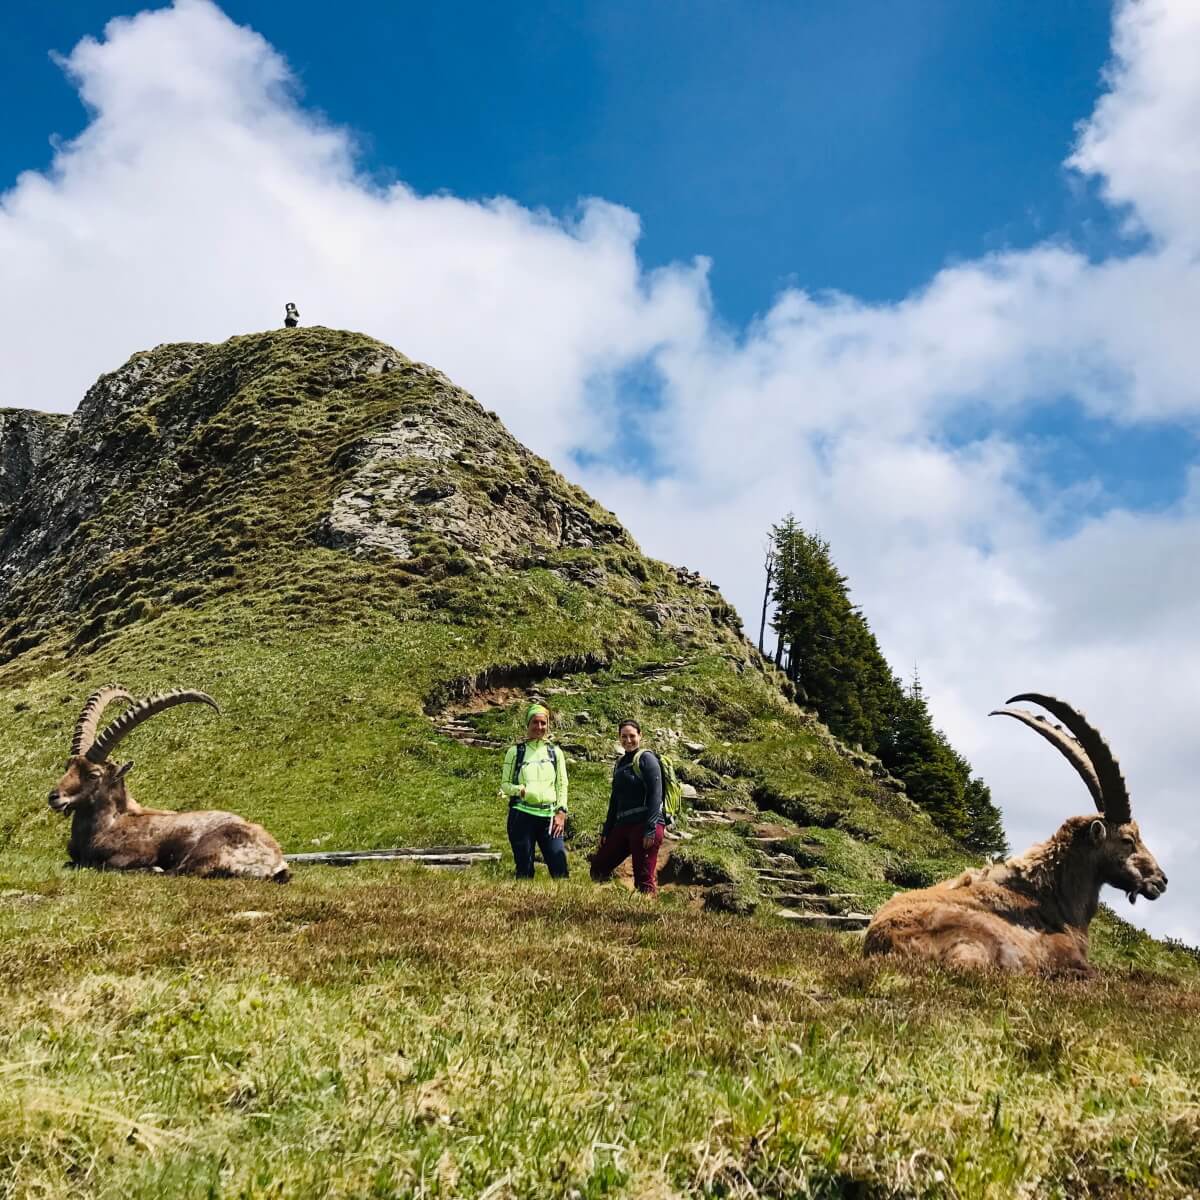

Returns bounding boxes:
[0,327,960,888]
[2,871,1198,1198]
[1,329,1197,1198]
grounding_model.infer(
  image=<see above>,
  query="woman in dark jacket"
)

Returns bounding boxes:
[589,719,665,896]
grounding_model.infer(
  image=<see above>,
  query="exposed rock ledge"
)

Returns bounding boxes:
[0,408,68,529]
[318,369,631,567]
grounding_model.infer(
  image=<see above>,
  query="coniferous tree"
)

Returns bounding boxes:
[962,775,1009,857]
[758,544,776,656]
[769,518,902,753]
[767,516,1008,851]
[889,677,970,840]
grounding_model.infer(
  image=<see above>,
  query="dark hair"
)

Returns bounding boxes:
[617,718,641,733]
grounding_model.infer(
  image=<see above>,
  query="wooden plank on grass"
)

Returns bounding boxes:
[286,844,494,864]
[288,852,501,868]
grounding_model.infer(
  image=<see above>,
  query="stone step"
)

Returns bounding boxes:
[775,910,872,931]
[747,836,791,847]
[753,867,817,881]
[758,873,825,892]
[689,811,736,824]
[772,893,861,913]
[437,730,504,748]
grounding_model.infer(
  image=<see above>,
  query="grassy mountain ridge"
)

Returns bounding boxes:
[1,329,1198,1197]
[0,327,955,881]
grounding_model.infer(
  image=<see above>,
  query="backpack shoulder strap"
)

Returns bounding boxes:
[631,748,656,779]
[511,741,527,785]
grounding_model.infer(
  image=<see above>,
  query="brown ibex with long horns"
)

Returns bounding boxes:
[48,686,289,881]
[864,693,1166,974]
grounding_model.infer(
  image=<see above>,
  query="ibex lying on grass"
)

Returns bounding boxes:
[48,686,289,881]
[864,693,1167,974]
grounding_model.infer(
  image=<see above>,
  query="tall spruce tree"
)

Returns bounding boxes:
[767,517,1008,853]
[767,520,902,751]
[962,775,1009,857]
[889,676,970,840]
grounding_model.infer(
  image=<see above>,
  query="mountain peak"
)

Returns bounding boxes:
[0,328,739,663]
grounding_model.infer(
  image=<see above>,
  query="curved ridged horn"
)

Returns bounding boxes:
[1005,693,1131,824]
[71,685,134,757]
[990,706,1104,813]
[86,690,221,763]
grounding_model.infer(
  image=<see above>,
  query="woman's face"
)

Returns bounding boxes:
[619,724,641,752]
[527,712,549,740]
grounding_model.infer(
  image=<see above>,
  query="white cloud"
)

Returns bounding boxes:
[1069,0,1200,248]
[3,0,1200,942]
[0,0,705,450]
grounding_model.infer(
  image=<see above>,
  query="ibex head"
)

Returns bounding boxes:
[1084,816,1166,905]
[48,756,134,815]
[48,686,219,816]
[991,693,1168,906]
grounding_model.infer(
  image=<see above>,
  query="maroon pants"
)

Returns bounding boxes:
[590,823,664,895]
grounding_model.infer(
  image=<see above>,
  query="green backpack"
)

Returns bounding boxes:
[632,749,686,826]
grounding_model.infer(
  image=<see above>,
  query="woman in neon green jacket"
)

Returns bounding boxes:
[499,703,569,879]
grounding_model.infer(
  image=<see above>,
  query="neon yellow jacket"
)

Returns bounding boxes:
[501,739,568,819]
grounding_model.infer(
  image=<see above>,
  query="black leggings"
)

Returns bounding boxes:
[507,807,569,879]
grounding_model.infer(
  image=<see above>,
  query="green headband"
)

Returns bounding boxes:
[525,703,550,725]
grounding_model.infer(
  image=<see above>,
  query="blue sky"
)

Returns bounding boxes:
[7,0,1188,512]
[5,0,1115,317]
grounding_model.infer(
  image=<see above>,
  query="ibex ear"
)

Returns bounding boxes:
[115,760,134,779]
[1089,819,1107,844]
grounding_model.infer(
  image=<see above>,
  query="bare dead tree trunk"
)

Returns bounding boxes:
[758,547,775,654]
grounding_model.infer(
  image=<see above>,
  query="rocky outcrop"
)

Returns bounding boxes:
[317,362,631,566]
[0,334,434,617]
[0,408,68,529]
[0,347,204,610]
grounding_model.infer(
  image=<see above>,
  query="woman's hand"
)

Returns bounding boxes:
[643,832,657,851]
[551,811,566,838]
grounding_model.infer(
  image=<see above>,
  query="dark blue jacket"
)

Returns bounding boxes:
[605,750,664,838]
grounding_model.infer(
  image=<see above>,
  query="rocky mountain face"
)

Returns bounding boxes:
[0,408,67,528]
[316,362,631,567]
[0,328,742,660]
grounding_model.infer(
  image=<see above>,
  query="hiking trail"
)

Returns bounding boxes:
[431,659,874,930]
